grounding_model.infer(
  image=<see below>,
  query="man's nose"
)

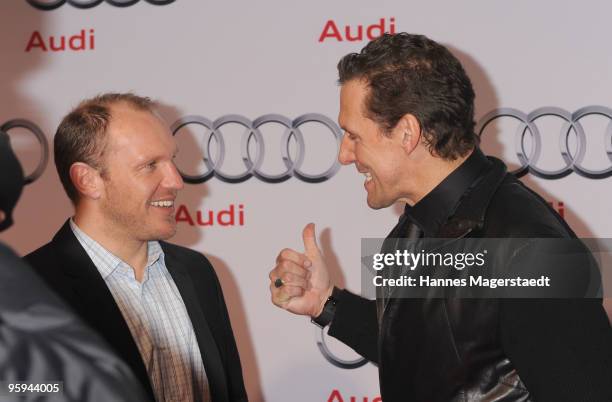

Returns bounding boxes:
[337,134,355,165]
[164,161,184,191]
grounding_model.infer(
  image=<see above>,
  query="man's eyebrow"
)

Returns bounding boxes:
[342,126,358,136]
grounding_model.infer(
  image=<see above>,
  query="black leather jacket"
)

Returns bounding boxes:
[328,155,612,402]
[0,242,149,402]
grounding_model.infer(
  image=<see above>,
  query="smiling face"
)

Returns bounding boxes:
[337,79,415,209]
[97,103,183,241]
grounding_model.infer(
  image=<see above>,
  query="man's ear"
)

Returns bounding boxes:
[69,162,103,200]
[394,113,422,154]
[0,210,5,225]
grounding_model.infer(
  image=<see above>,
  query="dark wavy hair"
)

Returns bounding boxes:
[338,33,478,160]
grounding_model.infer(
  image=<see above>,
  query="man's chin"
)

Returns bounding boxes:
[366,197,389,210]
[154,223,177,240]
[367,194,393,209]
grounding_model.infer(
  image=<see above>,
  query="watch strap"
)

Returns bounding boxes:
[311,287,341,328]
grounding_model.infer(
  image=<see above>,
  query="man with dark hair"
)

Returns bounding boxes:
[269,33,611,401]
[26,94,248,402]
[0,129,148,402]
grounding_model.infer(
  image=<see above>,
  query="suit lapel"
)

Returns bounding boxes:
[162,245,229,402]
[52,222,155,401]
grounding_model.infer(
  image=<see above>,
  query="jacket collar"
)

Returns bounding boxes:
[51,220,156,400]
[404,148,493,237]
[437,156,507,238]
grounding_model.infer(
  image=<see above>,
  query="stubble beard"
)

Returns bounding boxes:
[100,185,172,242]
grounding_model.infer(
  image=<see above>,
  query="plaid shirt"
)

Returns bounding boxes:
[70,219,210,402]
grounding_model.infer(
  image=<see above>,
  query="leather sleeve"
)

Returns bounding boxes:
[500,298,612,402]
[499,236,612,401]
[1,242,150,402]
[327,289,379,363]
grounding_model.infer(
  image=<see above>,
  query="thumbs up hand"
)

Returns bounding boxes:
[269,223,333,317]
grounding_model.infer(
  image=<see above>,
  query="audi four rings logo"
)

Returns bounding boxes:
[27,0,175,10]
[0,119,49,185]
[316,328,368,369]
[476,106,612,179]
[171,114,343,184]
[5,107,612,186]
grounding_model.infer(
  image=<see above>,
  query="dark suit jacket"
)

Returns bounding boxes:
[26,221,248,402]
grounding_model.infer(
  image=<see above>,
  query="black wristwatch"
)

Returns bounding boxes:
[311,287,341,328]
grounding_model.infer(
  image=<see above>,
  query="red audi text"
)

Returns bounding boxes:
[318,18,396,43]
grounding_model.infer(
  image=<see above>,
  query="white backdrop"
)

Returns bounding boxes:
[1,1,611,401]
